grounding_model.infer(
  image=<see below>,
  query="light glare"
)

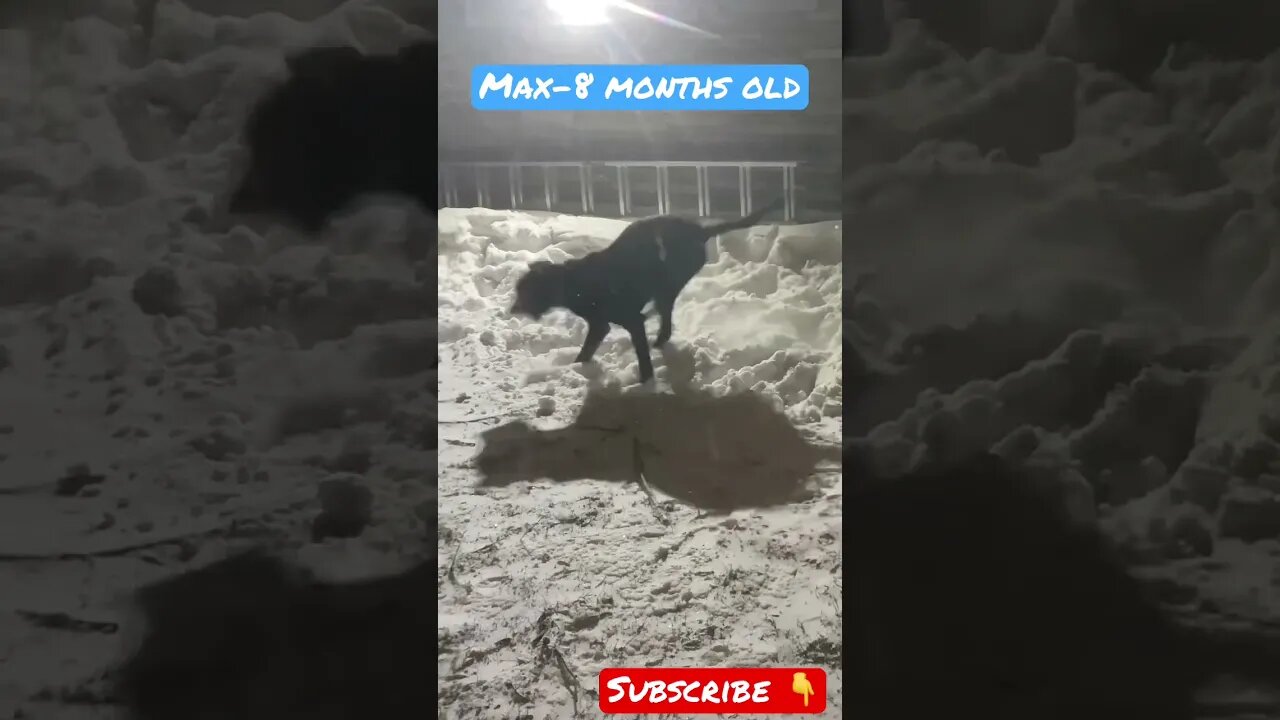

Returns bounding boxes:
[546,0,610,26]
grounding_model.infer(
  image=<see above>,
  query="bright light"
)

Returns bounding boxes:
[546,0,611,26]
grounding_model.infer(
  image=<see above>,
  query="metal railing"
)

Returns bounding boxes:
[438,160,800,221]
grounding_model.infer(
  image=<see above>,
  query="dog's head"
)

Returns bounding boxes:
[511,261,563,318]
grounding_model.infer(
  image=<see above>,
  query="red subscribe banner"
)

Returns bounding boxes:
[599,667,827,714]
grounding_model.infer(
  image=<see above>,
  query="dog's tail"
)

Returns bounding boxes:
[700,197,785,240]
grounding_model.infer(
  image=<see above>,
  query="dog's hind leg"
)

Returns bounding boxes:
[574,320,610,364]
[621,316,655,382]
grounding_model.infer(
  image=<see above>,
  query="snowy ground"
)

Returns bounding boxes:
[844,9,1280,715]
[0,1,437,717]
[436,209,843,717]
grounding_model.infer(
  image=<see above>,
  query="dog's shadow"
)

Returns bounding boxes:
[475,385,840,512]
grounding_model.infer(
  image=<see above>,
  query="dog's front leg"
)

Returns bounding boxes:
[621,316,655,383]
[574,320,610,363]
[653,293,675,348]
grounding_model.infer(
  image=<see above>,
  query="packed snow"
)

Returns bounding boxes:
[436,208,844,717]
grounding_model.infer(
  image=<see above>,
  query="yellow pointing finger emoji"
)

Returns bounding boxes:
[791,671,814,707]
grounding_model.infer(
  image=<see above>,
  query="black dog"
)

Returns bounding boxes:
[228,40,436,233]
[511,199,784,383]
[849,452,1280,719]
[116,551,434,720]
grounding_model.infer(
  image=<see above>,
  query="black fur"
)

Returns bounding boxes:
[849,452,1280,719]
[511,199,784,383]
[116,551,434,720]
[228,40,436,233]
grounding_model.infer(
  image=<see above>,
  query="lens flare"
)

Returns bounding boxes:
[546,0,610,26]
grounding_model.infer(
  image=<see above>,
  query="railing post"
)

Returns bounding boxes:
[790,165,797,221]
[654,166,663,215]
[695,165,706,217]
[578,164,589,213]
[507,165,518,209]
[782,165,792,221]
[616,166,626,216]
[472,165,484,208]
[542,165,553,210]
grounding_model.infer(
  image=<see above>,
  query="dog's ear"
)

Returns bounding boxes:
[528,260,553,273]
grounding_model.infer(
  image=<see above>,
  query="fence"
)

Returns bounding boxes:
[437,160,800,221]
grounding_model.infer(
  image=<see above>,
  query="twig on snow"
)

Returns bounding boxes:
[0,524,224,563]
[438,414,510,424]
[536,639,583,718]
[445,538,471,592]
[631,436,671,525]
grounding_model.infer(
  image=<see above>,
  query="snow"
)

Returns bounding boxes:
[0,1,436,717]
[846,7,1280,713]
[437,209,842,419]
[437,208,843,716]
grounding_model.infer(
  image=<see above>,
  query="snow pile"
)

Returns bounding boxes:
[844,5,1280,667]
